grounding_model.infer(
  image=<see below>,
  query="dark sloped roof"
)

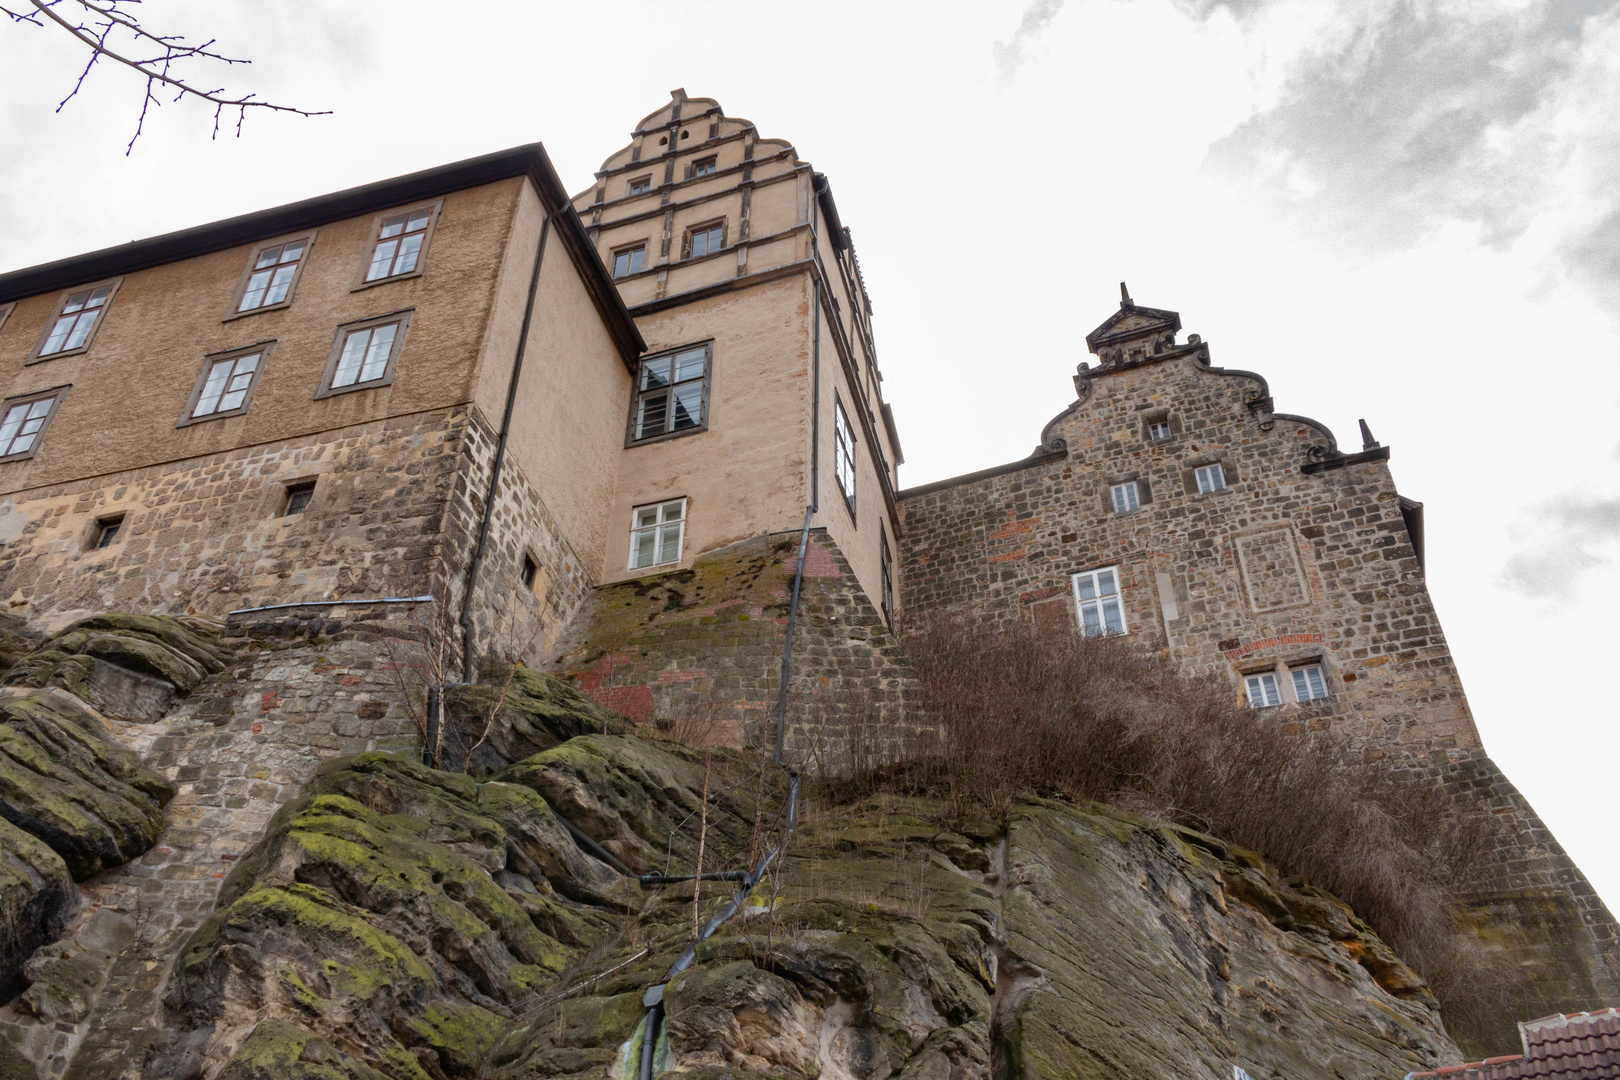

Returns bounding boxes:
[1407,1009,1620,1079]
[0,143,645,368]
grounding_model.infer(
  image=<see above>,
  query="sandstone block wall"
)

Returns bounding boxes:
[547,530,923,769]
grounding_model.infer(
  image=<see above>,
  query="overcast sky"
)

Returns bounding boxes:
[2,0,1617,911]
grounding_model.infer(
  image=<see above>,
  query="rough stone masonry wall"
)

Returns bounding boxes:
[0,602,422,1080]
[547,530,925,770]
[897,347,1620,1046]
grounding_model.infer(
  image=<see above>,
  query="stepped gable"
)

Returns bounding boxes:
[1407,1009,1620,1079]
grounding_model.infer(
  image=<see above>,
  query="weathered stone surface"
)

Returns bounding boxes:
[161,751,629,1080]
[439,667,628,776]
[0,816,74,1000]
[0,688,174,879]
[215,1020,392,1080]
[0,614,40,682]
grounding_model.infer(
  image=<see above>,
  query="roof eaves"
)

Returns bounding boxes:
[0,142,645,369]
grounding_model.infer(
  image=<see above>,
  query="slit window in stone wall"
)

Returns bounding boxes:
[232,236,312,315]
[318,312,412,398]
[834,396,857,515]
[613,244,646,278]
[1071,567,1127,637]
[94,514,124,549]
[880,523,894,627]
[181,344,270,425]
[521,554,538,590]
[630,498,685,569]
[283,481,315,516]
[1245,672,1282,708]
[32,280,119,360]
[1195,463,1227,493]
[1110,481,1140,514]
[1291,663,1329,702]
[630,344,710,443]
[0,389,66,461]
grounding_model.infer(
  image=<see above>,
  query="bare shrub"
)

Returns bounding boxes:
[847,615,1502,1021]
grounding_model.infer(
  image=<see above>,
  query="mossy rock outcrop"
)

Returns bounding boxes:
[0,688,174,879]
[0,614,40,683]
[165,752,632,1080]
[0,816,75,1001]
[5,614,232,722]
[439,667,630,776]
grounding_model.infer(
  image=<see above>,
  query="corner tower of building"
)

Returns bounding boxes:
[572,89,902,621]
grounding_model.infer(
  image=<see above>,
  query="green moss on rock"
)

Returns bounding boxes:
[0,815,74,1000]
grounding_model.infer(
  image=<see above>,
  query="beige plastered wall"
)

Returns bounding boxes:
[600,275,812,584]
[0,178,531,497]
[469,180,634,582]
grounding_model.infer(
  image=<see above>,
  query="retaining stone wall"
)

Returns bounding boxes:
[547,530,926,770]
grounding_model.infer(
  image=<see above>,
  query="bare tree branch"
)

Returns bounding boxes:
[1,0,329,153]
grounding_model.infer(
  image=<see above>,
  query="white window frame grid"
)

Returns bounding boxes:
[228,233,315,318]
[179,343,273,426]
[834,396,857,515]
[1071,566,1128,637]
[1148,420,1172,442]
[1110,481,1140,514]
[626,176,653,196]
[612,244,646,279]
[316,311,413,399]
[1195,463,1227,493]
[0,388,67,462]
[30,279,121,362]
[686,222,725,259]
[628,343,711,445]
[629,498,686,570]
[1291,664,1329,702]
[690,156,718,178]
[1245,672,1282,708]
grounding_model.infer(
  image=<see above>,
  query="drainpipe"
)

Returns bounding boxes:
[459,201,558,685]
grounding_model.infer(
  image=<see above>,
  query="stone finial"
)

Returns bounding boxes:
[1359,419,1379,450]
[1120,282,1133,308]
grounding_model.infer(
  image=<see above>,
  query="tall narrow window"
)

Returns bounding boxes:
[181,344,270,424]
[364,206,436,283]
[629,344,709,443]
[686,223,724,258]
[613,245,646,279]
[1109,481,1140,514]
[1195,463,1227,493]
[1245,672,1282,708]
[318,313,412,397]
[521,554,539,590]
[834,398,856,513]
[235,237,311,313]
[879,525,895,628]
[1071,567,1127,637]
[0,390,65,461]
[34,281,118,360]
[629,499,685,569]
[1291,664,1329,702]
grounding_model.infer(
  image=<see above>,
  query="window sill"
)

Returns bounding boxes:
[222,299,294,323]
[625,424,709,449]
[350,268,425,293]
[314,375,395,401]
[25,347,89,366]
[175,408,252,428]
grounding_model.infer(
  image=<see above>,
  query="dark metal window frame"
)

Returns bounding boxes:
[28,278,122,363]
[282,479,317,517]
[315,310,413,399]
[177,341,275,427]
[351,199,443,292]
[625,341,713,448]
[879,523,894,628]
[91,513,126,550]
[0,386,69,463]
[223,230,318,321]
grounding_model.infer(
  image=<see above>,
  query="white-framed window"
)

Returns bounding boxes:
[365,207,433,282]
[1071,567,1127,637]
[34,281,119,360]
[690,156,718,177]
[834,397,856,513]
[686,222,724,258]
[1291,664,1329,702]
[1148,420,1171,442]
[627,176,652,196]
[1195,463,1227,493]
[630,344,709,443]
[180,344,270,425]
[613,245,646,279]
[234,237,311,314]
[1109,481,1140,514]
[630,498,686,569]
[1245,672,1282,708]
